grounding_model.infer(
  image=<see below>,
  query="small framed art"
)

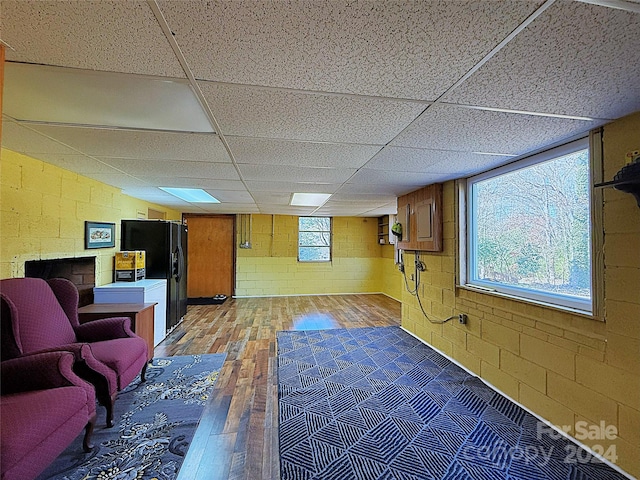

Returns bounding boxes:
[85,221,115,249]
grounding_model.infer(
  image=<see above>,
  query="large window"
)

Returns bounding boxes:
[465,138,594,313]
[298,217,331,262]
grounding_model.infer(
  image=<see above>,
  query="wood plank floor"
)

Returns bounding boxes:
[154,294,401,480]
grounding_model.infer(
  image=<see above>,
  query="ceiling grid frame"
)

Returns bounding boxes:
[1,0,638,216]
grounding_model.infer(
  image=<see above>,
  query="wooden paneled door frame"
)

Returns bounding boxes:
[183,214,236,298]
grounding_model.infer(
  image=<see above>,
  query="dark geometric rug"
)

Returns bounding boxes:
[277,326,628,480]
[38,354,226,480]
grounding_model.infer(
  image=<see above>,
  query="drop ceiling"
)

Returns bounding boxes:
[1,0,639,216]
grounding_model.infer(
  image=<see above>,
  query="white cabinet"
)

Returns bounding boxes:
[94,279,167,347]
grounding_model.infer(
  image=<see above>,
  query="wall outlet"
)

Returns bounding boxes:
[458,313,467,324]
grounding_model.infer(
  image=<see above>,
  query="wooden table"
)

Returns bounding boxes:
[78,303,156,361]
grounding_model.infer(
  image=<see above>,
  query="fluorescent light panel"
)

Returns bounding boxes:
[290,193,332,206]
[4,63,214,132]
[160,187,220,203]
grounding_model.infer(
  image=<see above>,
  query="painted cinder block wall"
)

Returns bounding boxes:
[0,148,406,298]
[0,149,181,284]
[400,111,640,477]
[235,214,403,298]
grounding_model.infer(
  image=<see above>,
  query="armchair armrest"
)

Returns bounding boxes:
[1,351,92,395]
[28,343,92,362]
[74,316,136,342]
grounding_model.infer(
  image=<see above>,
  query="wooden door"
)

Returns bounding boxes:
[185,215,235,298]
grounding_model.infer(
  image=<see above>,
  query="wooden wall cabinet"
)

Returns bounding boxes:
[396,183,443,252]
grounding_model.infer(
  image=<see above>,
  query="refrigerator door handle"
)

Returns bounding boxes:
[176,245,184,283]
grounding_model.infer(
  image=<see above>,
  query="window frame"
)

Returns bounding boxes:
[297,216,332,263]
[459,135,603,317]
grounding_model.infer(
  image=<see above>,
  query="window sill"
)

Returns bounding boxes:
[456,284,601,322]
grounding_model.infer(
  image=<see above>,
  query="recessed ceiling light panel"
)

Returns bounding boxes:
[290,193,332,206]
[160,187,220,203]
[4,63,214,133]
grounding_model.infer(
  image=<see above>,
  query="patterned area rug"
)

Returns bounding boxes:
[38,354,226,480]
[277,326,627,480]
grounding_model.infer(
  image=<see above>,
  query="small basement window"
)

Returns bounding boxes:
[298,217,332,262]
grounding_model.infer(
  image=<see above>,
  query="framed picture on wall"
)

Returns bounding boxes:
[85,221,115,249]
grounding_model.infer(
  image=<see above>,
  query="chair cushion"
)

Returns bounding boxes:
[0,387,91,480]
[0,278,77,353]
[88,337,148,390]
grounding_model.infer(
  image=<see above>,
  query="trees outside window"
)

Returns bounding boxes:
[467,138,592,312]
[298,217,331,262]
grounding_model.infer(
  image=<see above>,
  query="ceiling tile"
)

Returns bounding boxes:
[366,146,513,179]
[245,182,341,194]
[390,104,601,155]
[227,137,380,169]
[161,0,541,99]
[1,0,185,77]
[199,82,425,144]
[120,187,172,197]
[119,188,191,205]
[347,169,443,187]
[201,205,260,214]
[328,193,398,204]
[27,126,230,162]
[238,164,356,184]
[83,173,150,189]
[141,177,247,191]
[444,2,640,119]
[339,182,426,197]
[257,205,317,216]
[20,153,125,176]
[250,192,294,205]
[314,207,371,216]
[98,159,241,180]
[322,200,388,210]
[204,190,254,203]
[354,204,398,216]
[1,120,79,155]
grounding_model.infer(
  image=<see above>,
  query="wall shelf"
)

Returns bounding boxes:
[377,215,396,245]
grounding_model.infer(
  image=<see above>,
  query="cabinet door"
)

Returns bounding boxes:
[395,183,442,252]
[399,205,410,243]
[416,198,434,242]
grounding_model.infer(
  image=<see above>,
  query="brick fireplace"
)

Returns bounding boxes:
[25,257,96,307]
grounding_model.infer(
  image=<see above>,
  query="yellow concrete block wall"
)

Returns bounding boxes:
[381,244,402,301]
[1,149,181,284]
[236,214,400,296]
[400,112,640,477]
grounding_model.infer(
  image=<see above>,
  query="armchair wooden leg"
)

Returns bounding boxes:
[141,361,149,383]
[83,415,96,452]
[105,394,116,428]
[74,361,116,428]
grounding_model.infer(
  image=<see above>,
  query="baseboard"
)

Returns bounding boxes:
[232,291,388,299]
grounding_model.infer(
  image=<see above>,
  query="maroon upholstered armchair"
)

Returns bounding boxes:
[0,277,148,427]
[1,351,96,480]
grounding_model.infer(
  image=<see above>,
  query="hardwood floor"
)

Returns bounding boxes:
[154,294,401,480]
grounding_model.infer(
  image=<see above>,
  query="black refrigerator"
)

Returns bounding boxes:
[121,220,187,333]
